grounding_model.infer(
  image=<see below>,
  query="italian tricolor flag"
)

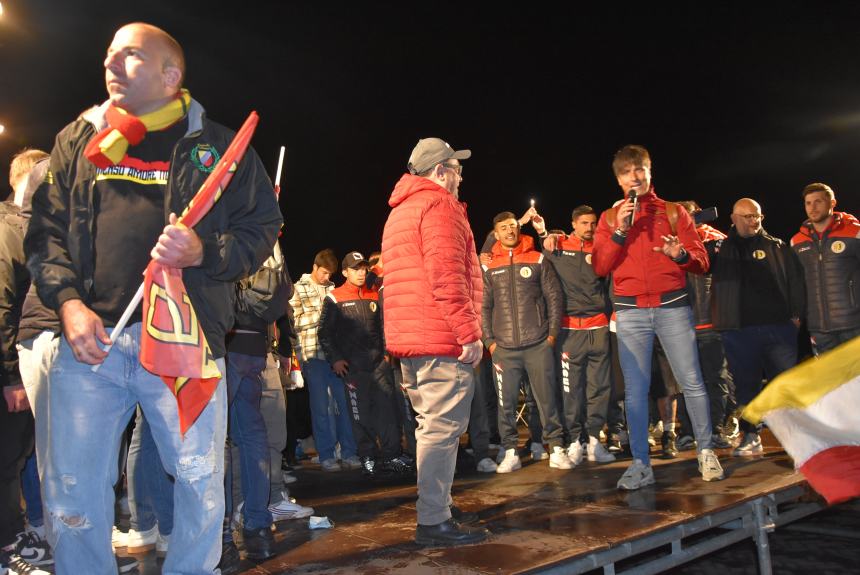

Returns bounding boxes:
[744,336,860,505]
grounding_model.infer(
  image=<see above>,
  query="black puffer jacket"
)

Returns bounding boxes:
[318,281,384,372]
[790,212,860,333]
[482,235,562,350]
[25,98,282,359]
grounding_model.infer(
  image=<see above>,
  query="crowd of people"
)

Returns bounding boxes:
[1,20,859,575]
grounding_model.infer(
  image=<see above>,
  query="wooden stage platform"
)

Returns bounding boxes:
[133,432,827,575]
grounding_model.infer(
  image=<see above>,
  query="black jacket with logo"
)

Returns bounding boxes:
[482,235,563,350]
[790,212,860,333]
[25,98,282,359]
[318,281,385,372]
[709,227,805,330]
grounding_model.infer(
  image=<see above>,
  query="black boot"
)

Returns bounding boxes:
[242,527,275,561]
[415,518,488,546]
[661,430,679,459]
[218,539,242,574]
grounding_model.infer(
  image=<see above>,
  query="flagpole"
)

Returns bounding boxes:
[274,145,285,193]
[91,281,144,372]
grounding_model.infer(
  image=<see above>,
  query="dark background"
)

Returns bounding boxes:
[2,1,859,275]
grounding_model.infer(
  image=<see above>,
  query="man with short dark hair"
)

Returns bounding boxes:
[290,248,361,472]
[382,137,488,546]
[593,145,724,490]
[711,198,805,457]
[485,211,568,472]
[544,205,615,465]
[791,183,860,353]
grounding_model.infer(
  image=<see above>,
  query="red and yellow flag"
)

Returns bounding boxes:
[140,111,259,435]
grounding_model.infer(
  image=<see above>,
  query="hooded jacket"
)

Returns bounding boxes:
[24,98,282,359]
[790,211,860,333]
[381,174,482,358]
[593,189,708,308]
[482,235,563,350]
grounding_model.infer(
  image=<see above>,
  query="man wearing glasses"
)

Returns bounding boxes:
[381,138,488,546]
[709,198,805,456]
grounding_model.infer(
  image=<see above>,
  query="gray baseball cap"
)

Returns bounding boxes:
[407,138,471,175]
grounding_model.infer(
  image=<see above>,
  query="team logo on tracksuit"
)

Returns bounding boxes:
[345,379,360,422]
[190,143,220,173]
[832,241,846,254]
[561,351,570,394]
[493,362,505,407]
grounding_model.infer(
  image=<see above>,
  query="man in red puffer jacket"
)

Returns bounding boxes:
[381,137,487,547]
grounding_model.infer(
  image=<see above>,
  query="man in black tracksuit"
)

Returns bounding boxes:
[483,212,569,472]
[318,251,408,476]
[543,205,615,465]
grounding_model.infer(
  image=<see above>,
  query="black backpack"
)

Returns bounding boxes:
[236,242,290,323]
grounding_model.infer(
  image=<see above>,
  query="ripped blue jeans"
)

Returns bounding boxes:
[43,323,227,575]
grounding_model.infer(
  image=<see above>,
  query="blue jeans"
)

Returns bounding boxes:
[721,321,798,433]
[43,323,226,575]
[224,352,271,530]
[127,408,174,534]
[22,451,43,528]
[303,358,357,462]
[616,306,714,465]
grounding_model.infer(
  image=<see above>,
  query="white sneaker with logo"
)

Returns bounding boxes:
[549,446,573,469]
[567,441,584,466]
[698,448,725,482]
[587,436,616,463]
[732,432,763,456]
[617,459,655,490]
[496,448,522,473]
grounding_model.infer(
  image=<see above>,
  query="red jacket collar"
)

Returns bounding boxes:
[491,234,536,258]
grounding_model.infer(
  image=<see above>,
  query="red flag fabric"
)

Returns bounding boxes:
[140,111,259,434]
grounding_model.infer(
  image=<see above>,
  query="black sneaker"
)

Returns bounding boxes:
[381,455,416,476]
[116,554,139,573]
[0,549,52,575]
[415,518,488,546]
[218,539,242,575]
[711,433,731,449]
[661,430,679,459]
[14,532,52,566]
[242,527,275,561]
[361,456,376,477]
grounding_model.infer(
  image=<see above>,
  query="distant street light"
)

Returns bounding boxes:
[0,124,5,135]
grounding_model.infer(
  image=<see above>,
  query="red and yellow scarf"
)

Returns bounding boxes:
[85,89,191,169]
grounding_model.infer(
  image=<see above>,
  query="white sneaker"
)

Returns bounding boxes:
[341,455,363,470]
[476,457,498,473]
[282,470,298,484]
[269,491,314,521]
[496,448,522,473]
[549,446,573,469]
[111,526,128,549]
[530,442,549,461]
[617,459,655,490]
[732,432,763,456]
[567,441,584,466]
[698,448,725,482]
[320,458,342,472]
[587,436,616,463]
[126,524,158,553]
[156,532,169,554]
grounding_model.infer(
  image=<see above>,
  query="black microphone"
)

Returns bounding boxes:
[627,189,638,227]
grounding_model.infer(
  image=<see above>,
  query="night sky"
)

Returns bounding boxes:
[2,1,859,275]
